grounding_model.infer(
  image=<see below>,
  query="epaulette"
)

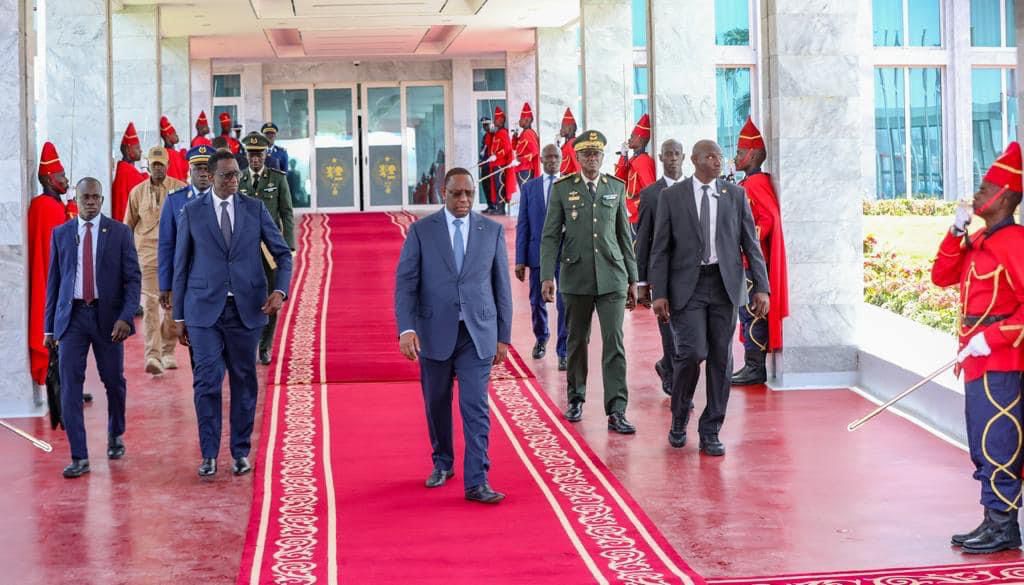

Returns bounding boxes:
[604,174,625,185]
[168,185,191,197]
[555,174,578,184]
[268,167,286,176]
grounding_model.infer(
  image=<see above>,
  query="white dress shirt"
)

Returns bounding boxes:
[663,175,680,189]
[75,215,101,300]
[693,176,718,265]
[543,174,557,207]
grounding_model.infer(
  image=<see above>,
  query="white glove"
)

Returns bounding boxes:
[958,333,992,363]
[511,158,519,167]
[486,154,497,163]
[953,204,972,235]
[620,142,629,155]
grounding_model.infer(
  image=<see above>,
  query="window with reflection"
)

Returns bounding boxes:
[874,67,943,199]
[633,66,649,123]
[472,69,506,92]
[406,86,446,206]
[632,0,648,48]
[970,0,1008,46]
[875,67,907,199]
[909,67,942,199]
[313,88,355,209]
[213,74,241,98]
[873,0,941,46]
[270,88,311,208]
[715,0,750,45]
[907,0,941,46]
[716,67,752,159]
[972,68,1018,186]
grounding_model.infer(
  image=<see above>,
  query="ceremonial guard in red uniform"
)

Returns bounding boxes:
[191,111,212,148]
[932,141,1024,554]
[513,102,540,188]
[160,116,189,182]
[614,113,656,233]
[111,122,147,223]
[731,118,789,386]
[479,116,498,213]
[559,108,581,176]
[218,112,242,154]
[486,106,515,216]
[28,142,77,386]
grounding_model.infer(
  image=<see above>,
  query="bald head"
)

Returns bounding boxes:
[75,177,103,221]
[659,139,685,180]
[691,139,723,183]
[541,143,562,175]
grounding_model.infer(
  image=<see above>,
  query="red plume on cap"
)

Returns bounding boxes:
[160,115,176,137]
[631,113,651,140]
[520,102,533,119]
[562,108,576,126]
[493,106,505,124]
[38,141,64,176]
[219,111,232,127]
[737,117,765,150]
[121,122,140,147]
[984,141,1023,193]
[196,111,208,127]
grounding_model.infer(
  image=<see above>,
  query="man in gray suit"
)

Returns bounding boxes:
[650,140,770,455]
[394,167,513,504]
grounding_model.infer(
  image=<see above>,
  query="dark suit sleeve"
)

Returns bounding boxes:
[539,183,564,282]
[259,201,293,296]
[515,182,530,266]
[738,188,770,295]
[277,174,295,249]
[616,188,638,284]
[43,230,60,335]
[650,187,674,302]
[393,223,421,336]
[157,197,176,292]
[119,229,142,325]
[492,226,513,344]
[172,206,194,322]
[635,186,656,284]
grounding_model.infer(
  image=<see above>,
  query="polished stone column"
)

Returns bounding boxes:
[160,37,191,141]
[649,0,716,158]
[580,0,632,172]
[451,58,476,178]
[0,0,38,416]
[44,0,111,189]
[112,4,160,151]
[242,63,263,134]
[535,25,578,147]
[190,58,213,136]
[506,49,538,133]
[762,0,869,389]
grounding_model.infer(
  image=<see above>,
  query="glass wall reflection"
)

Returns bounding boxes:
[366,86,403,207]
[270,88,311,208]
[875,67,907,199]
[716,67,751,160]
[406,86,446,205]
[314,88,355,209]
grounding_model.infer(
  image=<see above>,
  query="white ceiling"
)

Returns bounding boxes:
[120,0,578,60]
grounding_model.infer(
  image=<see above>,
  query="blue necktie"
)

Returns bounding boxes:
[453,219,465,273]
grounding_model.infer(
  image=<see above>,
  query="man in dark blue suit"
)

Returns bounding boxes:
[515,144,567,369]
[173,149,293,477]
[44,177,141,478]
[395,167,513,504]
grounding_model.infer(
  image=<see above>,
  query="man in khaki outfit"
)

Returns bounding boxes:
[125,146,186,374]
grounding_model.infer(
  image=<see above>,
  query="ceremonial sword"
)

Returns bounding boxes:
[847,358,958,431]
[0,420,53,452]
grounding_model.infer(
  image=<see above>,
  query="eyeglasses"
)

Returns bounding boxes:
[216,171,241,180]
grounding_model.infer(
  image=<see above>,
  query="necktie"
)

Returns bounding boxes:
[587,181,597,198]
[700,185,711,264]
[220,200,232,247]
[545,176,553,206]
[453,219,465,274]
[83,222,95,303]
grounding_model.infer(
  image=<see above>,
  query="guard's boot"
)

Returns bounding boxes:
[962,508,1022,554]
[952,509,996,546]
[731,350,766,386]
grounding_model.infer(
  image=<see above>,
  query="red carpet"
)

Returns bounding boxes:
[237,213,704,584]
[708,560,1024,584]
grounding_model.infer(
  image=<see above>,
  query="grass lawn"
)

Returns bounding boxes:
[863,215,950,262]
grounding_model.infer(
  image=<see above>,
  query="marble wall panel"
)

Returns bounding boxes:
[451,58,476,175]
[506,49,537,131]
[242,63,264,133]
[190,59,213,137]
[535,26,578,146]
[580,0,632,173]
[161,37,191,143]
[111,5,159,150]
[260,59,452,85]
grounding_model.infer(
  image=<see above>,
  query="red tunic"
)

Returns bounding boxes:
[560,139,580,176]
[221,134,241,155]
[490,127,517,200]
[166,147,189,181]
[513,128,541,178]
[932,223,1024,382]
[112,160,148,222]
[739,173,789,350]
[191,135,212,148]
[614,152,656,224]
[27,195,73,384]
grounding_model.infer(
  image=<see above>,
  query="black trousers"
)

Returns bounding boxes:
[669,265,737,437]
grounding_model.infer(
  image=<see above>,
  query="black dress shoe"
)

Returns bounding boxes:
[233,457,252,476]
[107,435,125,459]
[655,362,672,396]
[83,393,93,403]
[259,348,271,365]
[953,510,995,546]
[564,400,583,422]
[732,351,767,386]
[198,458,217,477]
[62,459,90,478]
[668,416,687,448]
[531,342,546,359]
[558,357,567,371]
[699,434,725,456]
[425,468,454,488]
[962,509,1021,554]
[608,412,636,434]
[465,484,505,504]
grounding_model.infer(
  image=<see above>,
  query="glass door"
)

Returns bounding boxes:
[268,86,313,210]
[313,85,358,211]
[362,84,404,209]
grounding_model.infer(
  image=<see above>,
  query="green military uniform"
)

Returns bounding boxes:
[539,130,638,415]
[239,132,295,361]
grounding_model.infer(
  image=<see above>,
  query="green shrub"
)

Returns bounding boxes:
[864,235,958,335]
[863,199,957,216]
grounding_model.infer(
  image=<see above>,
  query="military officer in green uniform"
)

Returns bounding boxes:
[239,131,295,365]
[540,129,639,434]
